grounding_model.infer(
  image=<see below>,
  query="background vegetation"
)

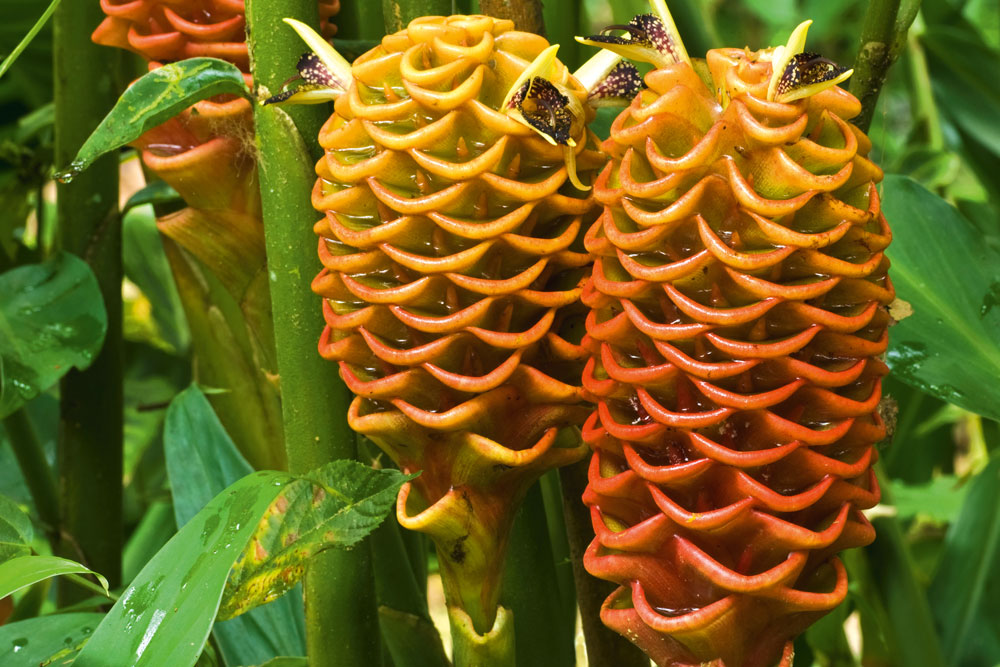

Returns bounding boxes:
[0,0,998,665]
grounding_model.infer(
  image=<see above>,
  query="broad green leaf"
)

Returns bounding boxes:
[256,659,309,667]
[0,612,103,666]
[218,460,412,620]
[122,500,176,585]
[60,58,250,180]
[881,175,1000,421]
[0,252,107,420]
[923,26,1000,160]
[72,470,294,667]
[929,453,1000,667]
[0,493,32,562]
[164,385,306,665]
[889,476,968,523]
[0,555,108,600]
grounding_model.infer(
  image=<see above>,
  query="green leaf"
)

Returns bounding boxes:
[889,475,969,523]
[164,385,306,665]
[256,659,309,667]
[0,0,60,81]
[123,204,190,354]
[0,493,32,563]
[0,252,107,420]
[59,58,251,180]
[881,175,1000,421]
[929,453,1000,667]
[923,26,1000,160]
[218,460,412,619]
[123,179,182,213]
[0,612,104,666]
[0,555,108,600]
[72,470,294,667]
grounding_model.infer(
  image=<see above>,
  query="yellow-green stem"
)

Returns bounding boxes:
[245,2,381,665]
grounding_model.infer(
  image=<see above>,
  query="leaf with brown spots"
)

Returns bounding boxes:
[217,461,414,620]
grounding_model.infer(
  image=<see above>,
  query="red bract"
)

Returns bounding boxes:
[580,43,891,667]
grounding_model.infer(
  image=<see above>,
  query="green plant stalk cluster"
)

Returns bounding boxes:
[52,0,124,599]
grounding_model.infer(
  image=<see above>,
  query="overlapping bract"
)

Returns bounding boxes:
[94,0,339,68]
[91,0,338,470]
[310,15,602,631]
[581,48,891,666]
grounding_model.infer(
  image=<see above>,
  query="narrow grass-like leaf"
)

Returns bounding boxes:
[881,175,1000,421]
[59,58,250,180]
[929,453,1000,666]
[0,555,108,600]
[0,252,107,420]
[218,461,412,620]
[0,0,61,80]
[72,470,293,667]
[164,386,305,665]
[0,612,103,666]
[0,493,32,563]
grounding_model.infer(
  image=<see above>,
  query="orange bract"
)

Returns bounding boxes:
[582,48,891,666]
[311,15,603,631]
[93,0,338,69]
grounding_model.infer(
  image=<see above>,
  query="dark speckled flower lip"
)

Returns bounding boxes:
[576,5,889,666]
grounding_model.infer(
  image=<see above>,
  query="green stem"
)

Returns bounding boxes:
[53,0,124,600]
[849,0,920,132]
[2,408,59,535]
[559,459,649,667]
[906,15,944,151]
[383,0,454,34]
[539,470,576,628]
[501,484,575,667]
[542,0,578,67]
[336,2,386,41]
[244,4,382,665]
[477,0,545,34]
[866,465,947,667]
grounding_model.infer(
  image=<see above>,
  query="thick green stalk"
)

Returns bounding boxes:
[559,459,649,667]
[244,3,381,665]
[542,0,579,67]
[849,0,920,131]
[383,0,453,33]
[477,0,545,33]
[501,484,575,667]
[53,0,123,598]
[2,409,58,535]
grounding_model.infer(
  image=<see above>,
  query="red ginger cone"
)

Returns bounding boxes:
[306,14,605,635]
[91,1,338,470]
[578,12,891,667]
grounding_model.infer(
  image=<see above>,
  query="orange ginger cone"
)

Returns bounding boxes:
[578,7,890,666]
[279,14,607,639]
